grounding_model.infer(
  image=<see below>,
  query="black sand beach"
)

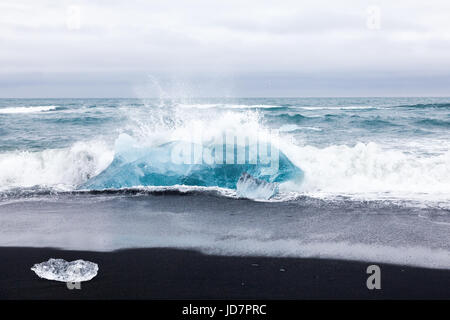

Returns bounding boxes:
[0,247,448,300]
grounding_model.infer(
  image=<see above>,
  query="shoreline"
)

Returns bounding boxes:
[0,247,448,299]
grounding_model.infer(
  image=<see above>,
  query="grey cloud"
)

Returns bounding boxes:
[1,0,450,97]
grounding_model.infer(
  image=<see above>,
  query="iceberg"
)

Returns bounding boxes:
[31,258,98,282]
[80,134,303,190]
[236,172,279,200]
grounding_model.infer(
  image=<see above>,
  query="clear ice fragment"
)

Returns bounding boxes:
[31,258,98,282]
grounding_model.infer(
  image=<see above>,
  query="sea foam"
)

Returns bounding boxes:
[0,106,57,114]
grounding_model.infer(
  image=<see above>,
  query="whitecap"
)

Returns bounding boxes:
[0,106,58,114]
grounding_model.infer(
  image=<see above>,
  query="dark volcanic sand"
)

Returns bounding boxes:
[0,247,448,299]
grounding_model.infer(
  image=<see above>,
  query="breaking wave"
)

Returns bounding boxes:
[0,138,449,203]
[0,106,58,114]
[0,102,449,203]
[0,141,113,191]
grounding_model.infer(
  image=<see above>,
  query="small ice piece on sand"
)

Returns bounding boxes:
[236,172,279,200]
[31,258,98,282]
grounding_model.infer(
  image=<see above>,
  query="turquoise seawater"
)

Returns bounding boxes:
[0,97,449,201]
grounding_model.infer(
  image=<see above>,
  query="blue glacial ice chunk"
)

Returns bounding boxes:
[236,172,279,200]
[80,134,303,190]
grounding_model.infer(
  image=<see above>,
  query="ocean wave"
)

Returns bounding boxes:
[295,102,450,110]
[284,142,450,199]
[268,113,307,123]
[176,103,282,109]
[397,103,450,109]
[0,103,449,202]
[415,118,450,128]
[1,138,449,203]
[0,141,113,191]
[41,115,116,124]
[0,105,58,114]
[279,124,322,132]
[355,118,400,128]
[296,105,377,110]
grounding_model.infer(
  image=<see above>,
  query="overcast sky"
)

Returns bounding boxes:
[1,0,450,97]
